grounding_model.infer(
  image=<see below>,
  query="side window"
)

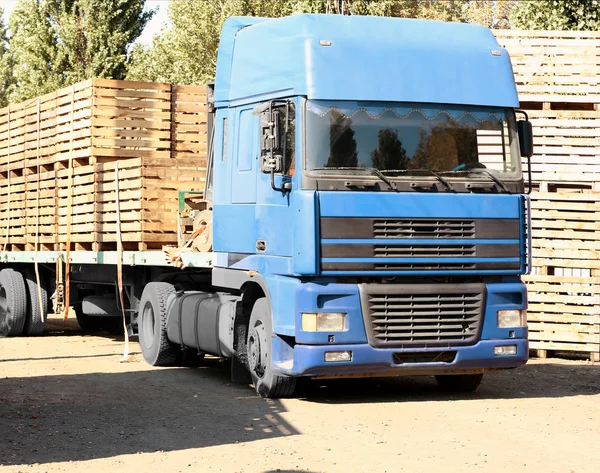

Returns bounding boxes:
[221,117,227,162]
[237,110,255,171]
[281,104,296,176]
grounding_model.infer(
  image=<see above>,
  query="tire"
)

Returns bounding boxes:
[138,282,178,366]
[0,269,28,337]
[247,297,296,398]
[21,269,48,336]
[435,373,484,393]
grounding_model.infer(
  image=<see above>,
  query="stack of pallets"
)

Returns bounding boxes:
[496,30,600,361]
[0,79,207,251]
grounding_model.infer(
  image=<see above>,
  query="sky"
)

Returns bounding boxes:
[0,0,172,45]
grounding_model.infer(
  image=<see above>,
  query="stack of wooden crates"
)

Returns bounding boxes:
[0,79,207,251]
[496,30,600,361]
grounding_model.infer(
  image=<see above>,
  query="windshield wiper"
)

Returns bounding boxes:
[369,167,398,192]
[402,168,455,192]
[463,168,510,193]
[311,167,399,192]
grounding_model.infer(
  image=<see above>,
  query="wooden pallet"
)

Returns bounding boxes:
[521,108,600,185]
[495,30,600,104]
[524,189,600,360]
[0,79,208,249]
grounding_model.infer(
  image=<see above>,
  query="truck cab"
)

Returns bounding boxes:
[198,14,532,397]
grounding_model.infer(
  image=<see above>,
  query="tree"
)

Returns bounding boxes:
[127,0,518,85]
[371,128,409,171]
[325,109,358,168]
[8,0,153,103]
[511,0,600,30]
[0,6,11,107]
[8,0,63,102]
[127,0,326,85]
[52,0,154,83]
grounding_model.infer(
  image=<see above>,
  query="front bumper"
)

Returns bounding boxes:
[275,338,528,377]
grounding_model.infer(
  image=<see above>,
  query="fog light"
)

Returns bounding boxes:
[302,312,346,332]
[325,351,352,362]
[494,345,517,356]
[497,309,527,327]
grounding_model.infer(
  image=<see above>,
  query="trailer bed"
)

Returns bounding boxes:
[0,250,213,268]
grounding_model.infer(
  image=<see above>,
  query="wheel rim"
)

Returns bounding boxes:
[248,322,267,378]
[0,286,7,326]
[142,302,155,347]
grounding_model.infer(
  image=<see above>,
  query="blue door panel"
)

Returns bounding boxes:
[212,204,257,253]
[231,108,258,203]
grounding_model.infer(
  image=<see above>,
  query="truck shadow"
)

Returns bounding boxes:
[299,361,600,404]
[0,360,297,466]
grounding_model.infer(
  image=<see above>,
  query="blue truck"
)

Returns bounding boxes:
[0,14,533,398]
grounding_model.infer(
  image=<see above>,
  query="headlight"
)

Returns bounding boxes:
[497,309,527,328]
[301,312,346,332]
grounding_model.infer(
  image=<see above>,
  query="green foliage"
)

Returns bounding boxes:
[126,0,520,86]
[7,0,153,103]
[511,0,600,30]
[8,0,63,103]
[0,6,11,107]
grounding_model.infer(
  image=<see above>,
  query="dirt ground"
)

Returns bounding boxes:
[1,316,599,473]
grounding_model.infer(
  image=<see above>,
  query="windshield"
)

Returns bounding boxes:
[304,100,522,179]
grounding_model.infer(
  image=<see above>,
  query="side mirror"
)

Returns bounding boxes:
[257,100,293,194]
[516,110,533,195]
[517,119,533,158]
[259,107,283,173]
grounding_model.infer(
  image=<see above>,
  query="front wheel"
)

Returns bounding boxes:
[435,373,484,392]
[247,298,296,398]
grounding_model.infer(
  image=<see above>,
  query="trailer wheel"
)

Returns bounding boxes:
[138,282,178,366]
[435,373,484,393]
[0,269,28,337]
[247,297,296,398]
[21,269,48,336]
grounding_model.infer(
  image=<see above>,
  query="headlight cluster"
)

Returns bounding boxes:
[497,309,527,328]
[301,312,346,332]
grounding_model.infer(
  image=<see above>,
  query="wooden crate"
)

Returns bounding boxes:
[0,78,208,250]
[55,157,205,250]
[0,170,27,248]
[523,190,600,359]
[522,108,600,185]
[495,30,600,104]
[495,31,600,359]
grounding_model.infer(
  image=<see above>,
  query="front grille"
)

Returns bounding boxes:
[373,219,476,239]
[361,284,485,348]
[374,244,476,258]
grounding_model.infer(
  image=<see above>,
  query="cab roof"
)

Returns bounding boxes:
[214,14,519,108]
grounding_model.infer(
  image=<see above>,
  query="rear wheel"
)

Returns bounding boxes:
[138,282,178,366]
[0,269,28,337]
[21,269,48,336]
[247,297,296,398]
[435,373,484,393]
